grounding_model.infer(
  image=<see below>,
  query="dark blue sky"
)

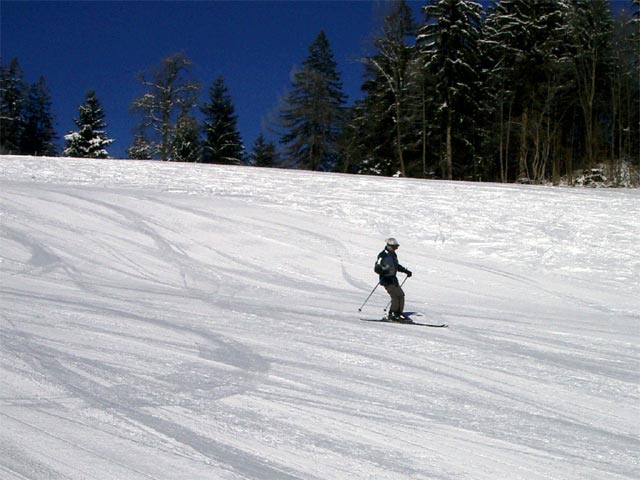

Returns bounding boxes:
[1,0,424,158]
[3,1,630,159]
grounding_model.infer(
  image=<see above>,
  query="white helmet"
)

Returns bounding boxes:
[386,237,400,247]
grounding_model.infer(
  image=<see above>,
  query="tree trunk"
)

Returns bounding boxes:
[422,83,427,178]
[446,110,453,180]
[498,91,505,183]
[395,102,406,176]
[505,99,514,183]
[518,109,529,181]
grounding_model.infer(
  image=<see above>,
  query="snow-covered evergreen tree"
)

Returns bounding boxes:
[127,134,154,160]
[357,0,417,177]
[64,90,113,158]
[418,0,483,180]
[278,31,346,171]
[201,77,244,164]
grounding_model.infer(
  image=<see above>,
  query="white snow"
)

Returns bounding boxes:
[1,155,638,480]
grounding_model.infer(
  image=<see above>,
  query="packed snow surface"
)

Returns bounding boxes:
[1,155,638,480]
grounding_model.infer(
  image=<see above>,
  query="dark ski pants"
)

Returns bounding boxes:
[383,283,405,315]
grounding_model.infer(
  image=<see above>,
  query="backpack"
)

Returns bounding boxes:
[374,261,383,275]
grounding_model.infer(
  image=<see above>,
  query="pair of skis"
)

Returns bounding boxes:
[360,312,448,328]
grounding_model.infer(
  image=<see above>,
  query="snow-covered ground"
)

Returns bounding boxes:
[1,155,638,480]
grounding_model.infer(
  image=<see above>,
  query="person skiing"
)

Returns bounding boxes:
[374,238,412,321]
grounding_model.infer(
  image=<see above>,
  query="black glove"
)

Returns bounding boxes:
[405,270,412,277]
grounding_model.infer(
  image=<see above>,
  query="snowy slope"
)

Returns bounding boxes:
[1,155,638,480]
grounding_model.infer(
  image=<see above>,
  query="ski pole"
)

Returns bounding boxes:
[383,274,410,313]
[358,282,380,312]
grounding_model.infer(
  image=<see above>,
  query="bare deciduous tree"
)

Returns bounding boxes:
[130,53,200,161]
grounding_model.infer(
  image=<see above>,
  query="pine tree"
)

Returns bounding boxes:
[201,76,244,164]
[130,53,200,161]
[338,101,382,174]
[344,79,394,175]
[64,90,113,158]
[0,58,26,154]
[21,76,57,156]
[279,31,346,171]
[418,0,483,180]
[355,0,417,177]
[250,133,278,167]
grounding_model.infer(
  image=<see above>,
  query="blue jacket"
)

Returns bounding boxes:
[375,247,409,286]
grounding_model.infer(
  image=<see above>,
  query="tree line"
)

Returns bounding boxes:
[1,0,638,184]
[348,0,639,183]
[0,58,57,157]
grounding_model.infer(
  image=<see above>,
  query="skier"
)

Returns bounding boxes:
[374,238,412,321]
